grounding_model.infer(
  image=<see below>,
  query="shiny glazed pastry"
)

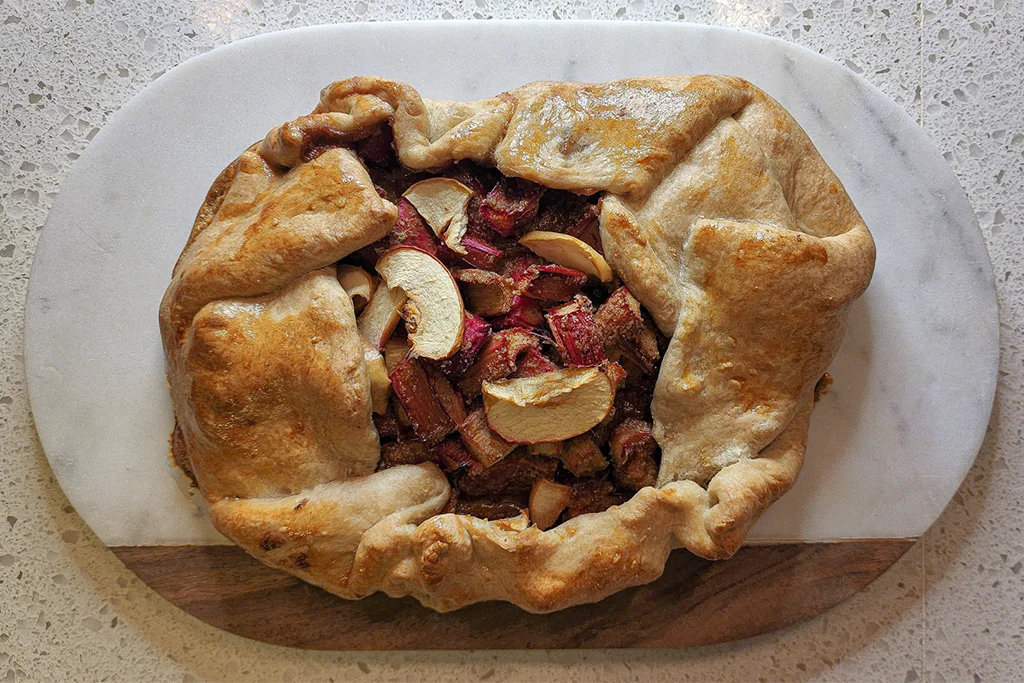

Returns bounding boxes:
[159,76,875,613]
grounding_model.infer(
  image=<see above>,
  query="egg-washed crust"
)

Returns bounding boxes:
[159,76,874,613]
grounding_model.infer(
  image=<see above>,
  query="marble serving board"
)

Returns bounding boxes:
[25,21,997,554]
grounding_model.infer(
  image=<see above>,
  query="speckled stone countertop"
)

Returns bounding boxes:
[1,1,1021,682]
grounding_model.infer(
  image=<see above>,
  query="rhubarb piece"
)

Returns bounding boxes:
[453,269,516,316]
[356,125,395,167]
[389,358,455,446]
[338,265,376,312]
[499,253,543,288]
[560,434,609,477]
[392,395,413,430]
[595,286,646,342]
[479,177,544,236]
[425,366,469,426]
[459,453,557,496]
[602,360,628,389]
[565,479,627,519]
[491,295,545,330]
[455,497,523,520]
[631,325,662,370]
[382,337,412,373]
[529,479,572,531]
[458,328,540,398]
[459,234,504,270]
[373,407,401,441]
[388,198,442,255]
[482,366,616,444]
[433,436,476,473]
[402,178,474,253]
[436,312,491,379]
[567,206,602,251]
[595,286,661,373]
[376,247,465,360]
[357,282,407,351]
[512,347,559,378]
[361,341,391,414]
[523,264,589,302]
[519,231,614,282]
[457,407,516,467]
[608,418,659,491]
[527,441,563,457]
[546,295,606,367]
[380,440,435,468]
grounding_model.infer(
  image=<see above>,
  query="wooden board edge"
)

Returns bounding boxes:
[111,540,914,650]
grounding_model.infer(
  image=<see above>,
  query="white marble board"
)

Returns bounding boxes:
[24,21,998,547]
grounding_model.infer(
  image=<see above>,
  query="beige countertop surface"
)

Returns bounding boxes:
[1,1,1021,681]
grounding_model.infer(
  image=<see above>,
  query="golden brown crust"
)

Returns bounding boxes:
[160,76,875,613]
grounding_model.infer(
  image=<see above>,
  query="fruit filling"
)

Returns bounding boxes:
[336,123,667,530]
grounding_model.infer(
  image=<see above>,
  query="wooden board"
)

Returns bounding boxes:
[112,540,913,649]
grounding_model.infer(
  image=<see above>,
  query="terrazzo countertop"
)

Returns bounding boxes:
[1,1,1021,681]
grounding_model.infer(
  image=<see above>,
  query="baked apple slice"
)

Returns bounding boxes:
[529,478,572,531]
[402,178,474,254]
[338,265,376,312]
[361,340,391,415]
[376,247,465,360]
[481,366,615,443]
[520,231,614,282]
[357,280,408,350]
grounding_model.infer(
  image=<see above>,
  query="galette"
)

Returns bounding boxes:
[159,76,875,613]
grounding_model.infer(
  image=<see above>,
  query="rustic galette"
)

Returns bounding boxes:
[159,76,875,613]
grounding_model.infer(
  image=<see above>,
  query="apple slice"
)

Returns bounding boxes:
[402,178,474,254]
[519,231,614,282]
[357,282,408,351]
[482,366,615,444]
[361,341,391,415]
[376,247,465,360]
[529,478,572,531]
[338,265,377,312]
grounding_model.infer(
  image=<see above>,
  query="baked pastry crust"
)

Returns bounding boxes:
[160,76,874,613]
